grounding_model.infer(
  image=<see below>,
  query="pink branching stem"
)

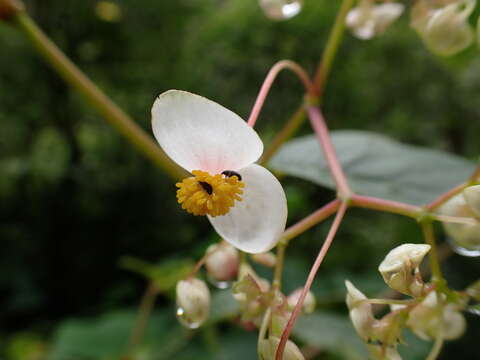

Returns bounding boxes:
[281,199,341,243]
[306,106,351,198]
[426,182,467,211]
[275,201,348,360]
[247,60,315,128]
[350,194,422,218]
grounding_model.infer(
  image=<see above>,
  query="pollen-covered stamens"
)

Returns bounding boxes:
[176,170,245,217]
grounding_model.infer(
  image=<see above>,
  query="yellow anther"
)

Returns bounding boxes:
[176,170,244,217]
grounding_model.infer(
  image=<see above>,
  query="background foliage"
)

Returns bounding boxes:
[1,0,479,359]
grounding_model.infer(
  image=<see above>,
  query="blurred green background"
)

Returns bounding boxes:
[1,0,479,359]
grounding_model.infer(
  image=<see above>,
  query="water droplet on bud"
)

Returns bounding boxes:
[176,306,202,329]
[207,274,232,289]
[447,237,480,257]
[259,0,303,21]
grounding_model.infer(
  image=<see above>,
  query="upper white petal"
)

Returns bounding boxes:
[151,90,263,174]
[208,164,287,254]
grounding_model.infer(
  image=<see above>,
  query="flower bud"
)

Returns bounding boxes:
[345,280,375,340]
[252,252,277,267]
[407,292,466,341]
[175,278,210,329]
[0,0,24,22]
[378,244,430,297]
[439,194,480,252]
[287,288,316,314]
[258,336,305,360]
[259,0,303,21]
[346,0,404,40]
[205,243,239,282]
[463,185,480,217]
[411,0,475,56]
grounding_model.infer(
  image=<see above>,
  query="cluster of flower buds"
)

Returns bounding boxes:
[438,185,480,254]
[346,243,470,359]
[345,0,479,57]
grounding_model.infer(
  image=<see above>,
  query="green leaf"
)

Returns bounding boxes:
[270,130,476,205]
[208,290,240,324]
[292,312,367,359]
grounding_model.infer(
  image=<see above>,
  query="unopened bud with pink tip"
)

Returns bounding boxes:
[205,243,239,282]
[378,243,430,297]
[258,336,305,360]
[176,278,210,329]
[287,288,316,314]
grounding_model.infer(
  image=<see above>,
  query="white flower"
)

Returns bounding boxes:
[346,0,404,40]
[438,194,480,251]
[152,90,288,253]
[378,243,430,296]
[411,0,475,56]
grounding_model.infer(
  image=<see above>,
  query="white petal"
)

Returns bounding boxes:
[151,90,263,174]
[208,164,287,253]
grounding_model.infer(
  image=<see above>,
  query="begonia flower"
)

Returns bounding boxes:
[151,90,288,254]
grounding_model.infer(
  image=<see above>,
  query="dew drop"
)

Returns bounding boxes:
[176,306,203,329]
[259,0,303,21]
[207,274,232,289]
[447,237,480,257]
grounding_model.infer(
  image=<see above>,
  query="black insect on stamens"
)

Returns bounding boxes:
[222,170,242,181]
[198,181,213,195]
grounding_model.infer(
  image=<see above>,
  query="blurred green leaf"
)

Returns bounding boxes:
[292,311,367,359]
[119,257,193,292]
[271,130,475,205]
[30,127,71,184]
[6,332,47,360]
[208,290,240,324]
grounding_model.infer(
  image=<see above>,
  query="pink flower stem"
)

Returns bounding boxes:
[275,201,348,360]
[350,194,422,218]
[281,199,341,244]
[306,106,352,198]
[247,60,315,128]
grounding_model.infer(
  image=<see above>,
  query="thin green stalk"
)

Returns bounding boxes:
[13,11,186,180]
[421,221,444,282]
[313,0,354,95]
[272,242,287,291]
[128,282,159,350]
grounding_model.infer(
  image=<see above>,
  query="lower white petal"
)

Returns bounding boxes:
[208,164,287,253]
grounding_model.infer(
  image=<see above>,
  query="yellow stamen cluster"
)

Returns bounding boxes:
[176,170,244,217]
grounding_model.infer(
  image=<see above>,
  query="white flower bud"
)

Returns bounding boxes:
[252,252,277,267]
[463,185,480,217]
[346,0,404,40]
[378,243,430,296]
[259,0,303,21]
[176,278,210,329]
[411,0,475,56]
[205,243,239,282]
[407,292,466,341]
[345,280,375,340]
[287,288,316,314]
[259,336,305,360]
[439,194,480,251]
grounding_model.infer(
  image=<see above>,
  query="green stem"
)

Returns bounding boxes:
[421,221,444,282]
[272,242,287,291]
[260,0,354,164]
[128,282,159,350]
[313,0,354,95]
[13,12,186,180]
